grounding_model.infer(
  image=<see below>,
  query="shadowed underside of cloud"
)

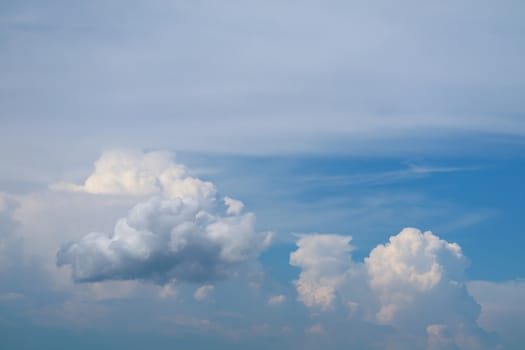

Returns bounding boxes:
[55,150,272,284]
[290,228,501,349]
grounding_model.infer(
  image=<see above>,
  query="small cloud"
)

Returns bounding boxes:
[267,294,286,305]
[347,301,359,316]
[194,284,214,301]
[224,196,244,215]
[290,234,354,310]
[307,323,325,335]
[159,283,177,299]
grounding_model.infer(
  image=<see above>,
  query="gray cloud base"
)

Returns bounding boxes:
[57,196,271,284]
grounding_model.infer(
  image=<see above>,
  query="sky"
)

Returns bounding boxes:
[0,1,524,349]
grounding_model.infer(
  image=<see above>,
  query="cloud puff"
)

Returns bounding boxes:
[290,234,354,310]
[224,197,244,216]
[56,150,273,285]
[290,228,498,349]
[365,228,468,325]
[267,294,286,305]
[193,284,214,301]
[50,150,216,205]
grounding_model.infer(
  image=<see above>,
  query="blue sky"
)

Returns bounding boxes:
[1,1,524,349]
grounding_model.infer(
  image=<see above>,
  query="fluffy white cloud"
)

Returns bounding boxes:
[290,228,498,349]
[50,150,216,205]
[365,227,468,324]
[193,284,214,301]
[224,197,244,215]
[290,234,354,310]
[56,150,273,284]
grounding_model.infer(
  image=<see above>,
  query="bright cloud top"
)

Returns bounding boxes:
[50,150,216,204]
[365,229,468,324]
[193,284,215,301]
[290,228,497,349]
[56,150,273,284]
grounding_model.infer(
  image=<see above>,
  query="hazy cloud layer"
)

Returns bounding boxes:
[1,0,524,156]
[468,280,525,349]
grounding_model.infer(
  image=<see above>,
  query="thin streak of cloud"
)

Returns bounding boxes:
[300,163,481,187]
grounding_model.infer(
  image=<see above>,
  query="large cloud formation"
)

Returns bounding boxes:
[290,228,499,349]
[56,150,272,284]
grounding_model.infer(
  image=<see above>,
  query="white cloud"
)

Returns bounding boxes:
[193,284,214,301]
[290,228,499,349]
[365,227,466,324]
[55,150,272,284]
[57,197,272,284]
[224,197,244,215]
[50,150,216,205]
[289,234,353,310]
[267,294,286,305]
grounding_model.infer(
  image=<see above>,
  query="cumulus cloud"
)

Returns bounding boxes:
[193,284,214,301]
[289,234,354,310]
[290,228,498,349]
[365,228,469,325]
[56,150,273,285]
[50,150,216,205]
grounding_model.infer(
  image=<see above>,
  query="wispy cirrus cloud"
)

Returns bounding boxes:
[299,163,480,187]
